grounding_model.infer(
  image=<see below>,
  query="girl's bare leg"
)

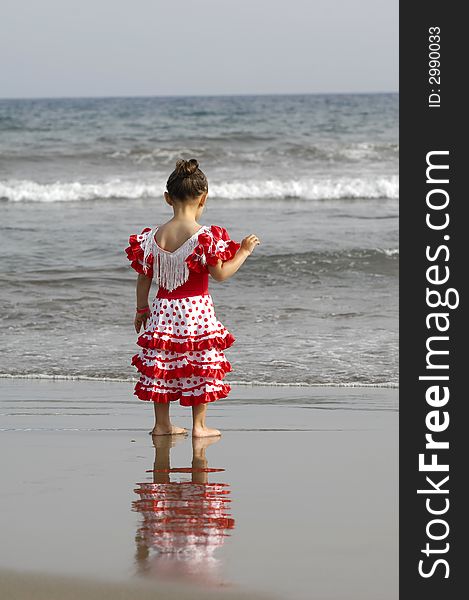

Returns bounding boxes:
[192,403,221,438]
[151,402,187,436]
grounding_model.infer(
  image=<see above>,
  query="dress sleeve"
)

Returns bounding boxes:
[186,225,240,273]
[125,227,154,278]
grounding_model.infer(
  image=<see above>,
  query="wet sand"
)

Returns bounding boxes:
[0,567,271,600]
[0,379,398,600]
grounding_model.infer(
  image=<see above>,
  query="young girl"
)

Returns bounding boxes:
[125,158,259,438]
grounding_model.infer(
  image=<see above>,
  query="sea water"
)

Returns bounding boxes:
[0,93,398,387]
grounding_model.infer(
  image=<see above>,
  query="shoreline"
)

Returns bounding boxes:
[0,373,398,389]
[0,378,398,426]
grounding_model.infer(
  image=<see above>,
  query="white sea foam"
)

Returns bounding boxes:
[0,180,162,203]
[211,176,399,200]
[0,175,399,202]
[0,373,398,388]
[378,248,399,257]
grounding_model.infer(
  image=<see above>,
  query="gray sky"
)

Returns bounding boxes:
[0,0,398,98]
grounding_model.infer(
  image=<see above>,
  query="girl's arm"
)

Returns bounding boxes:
[134,273,152,333]
[208,234,260,282]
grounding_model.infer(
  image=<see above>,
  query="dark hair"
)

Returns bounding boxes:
[166,158,208,200]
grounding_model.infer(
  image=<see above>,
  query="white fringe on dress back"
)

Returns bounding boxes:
[141,226,204,292]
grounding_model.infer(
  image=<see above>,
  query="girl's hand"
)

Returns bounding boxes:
[134,309,150,333]
[240,234,260,256]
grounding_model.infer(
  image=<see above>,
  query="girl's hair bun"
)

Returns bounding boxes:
[166,157,208,200]
[175,158,199,178]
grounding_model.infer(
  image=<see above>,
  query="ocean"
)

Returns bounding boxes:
[0,93,398,388]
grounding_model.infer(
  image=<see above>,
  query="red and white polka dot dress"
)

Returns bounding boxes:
[125,224,240,406]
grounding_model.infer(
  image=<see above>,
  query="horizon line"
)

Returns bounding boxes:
[0,90,399,102]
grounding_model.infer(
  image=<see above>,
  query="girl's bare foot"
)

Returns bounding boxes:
[150,424,188,436]
[192,425,221,438]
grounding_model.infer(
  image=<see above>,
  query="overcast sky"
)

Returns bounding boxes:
[0,0,398,98]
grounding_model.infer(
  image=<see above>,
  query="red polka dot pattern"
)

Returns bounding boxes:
[130,293,235,406]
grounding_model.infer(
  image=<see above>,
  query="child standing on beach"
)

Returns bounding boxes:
[125,158,260,438]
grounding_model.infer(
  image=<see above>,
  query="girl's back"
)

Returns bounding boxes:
[154,221,203,253]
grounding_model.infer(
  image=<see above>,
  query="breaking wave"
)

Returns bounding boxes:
[0,175,398,202]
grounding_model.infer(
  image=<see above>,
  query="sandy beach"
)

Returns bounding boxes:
[0,378,397,600]
[0,567,271,600]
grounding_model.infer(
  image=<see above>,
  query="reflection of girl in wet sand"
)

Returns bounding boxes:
[133,435,235,586]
